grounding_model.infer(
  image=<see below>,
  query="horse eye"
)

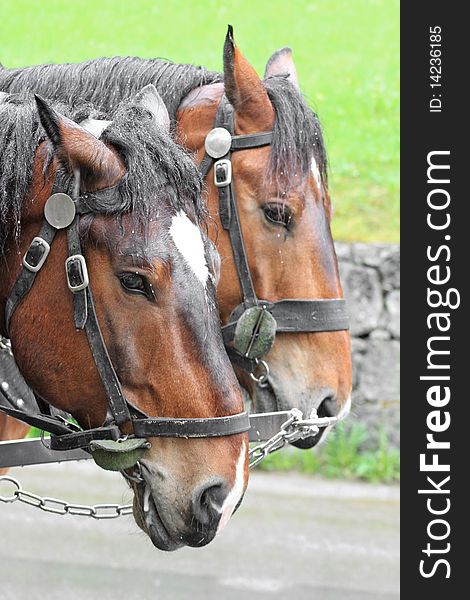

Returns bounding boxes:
[119,272,152,298]
[263,203,293,228]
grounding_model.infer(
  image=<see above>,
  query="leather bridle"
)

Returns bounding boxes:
[198,96,349,382]
[0,167,250,466]
[0,97,351,474]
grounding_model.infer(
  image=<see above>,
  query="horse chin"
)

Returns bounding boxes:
[133,481,219,551]
[133,485,183,552]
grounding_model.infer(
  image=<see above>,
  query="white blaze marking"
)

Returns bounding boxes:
[311,156,322,190]
[169,211,209,287]
[217,442,247,535]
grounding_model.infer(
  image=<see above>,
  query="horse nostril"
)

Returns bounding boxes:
[192,479,228,527]
[317,395,338,418]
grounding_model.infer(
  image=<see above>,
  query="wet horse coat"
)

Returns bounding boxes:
[0,89,248,550]
[0,28,352,446]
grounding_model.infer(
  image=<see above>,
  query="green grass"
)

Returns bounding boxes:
[0,0,399,242]
[257,423,400,484]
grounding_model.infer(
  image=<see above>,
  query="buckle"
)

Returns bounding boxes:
[22,237,50,273]
[214,159,232,187]
[65,255,89,292]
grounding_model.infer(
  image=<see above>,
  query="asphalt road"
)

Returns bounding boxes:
[0,462,399,600]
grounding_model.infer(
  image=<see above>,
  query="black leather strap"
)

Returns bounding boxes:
[50,425,121,451]
[198,153,214,179]
[0,394,75,436]
[66,216,88,329]
[222,298,349,344]
[4,220,57,335]
[66,181,131,427]
[82,285,131,426]
[225,345,256,373]
[133,410,250,438]
[269,299,349,332]
[231,131,273,151]
[215,97,258,308]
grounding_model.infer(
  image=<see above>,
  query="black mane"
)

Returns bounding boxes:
[0,57,222,125]
[0,92,204,255]
[0,57,327,194]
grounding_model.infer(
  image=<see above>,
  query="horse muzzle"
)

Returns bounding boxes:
[131,460,236,551]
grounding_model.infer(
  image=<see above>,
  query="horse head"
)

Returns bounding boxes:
[178,28,352,447]
[0,87,248,550]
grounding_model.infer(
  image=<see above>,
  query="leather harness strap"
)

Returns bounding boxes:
[1,167,250,452]
[198,95,349,373]
[5,220,57,335]
[0,92,350,458]
[222,298,350,344]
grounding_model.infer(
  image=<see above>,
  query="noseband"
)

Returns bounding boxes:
[0,168,250,471]
[199,96,349,381]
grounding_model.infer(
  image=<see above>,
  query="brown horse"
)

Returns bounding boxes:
[0,88,248,550]
[0,27,352,447]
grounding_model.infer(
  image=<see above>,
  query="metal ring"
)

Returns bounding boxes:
[250,359,270,388]
[0,476,21,502]
[121,461,144,485]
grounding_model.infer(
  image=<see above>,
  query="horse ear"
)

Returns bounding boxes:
[223,25,274,132]
[35,94,125,191]
[134,84,171,133]
[264,47,299,89]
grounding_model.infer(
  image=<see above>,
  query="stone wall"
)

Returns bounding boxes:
[335,243,400,448]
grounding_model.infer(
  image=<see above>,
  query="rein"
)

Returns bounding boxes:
[0,168,250,471]
[199,96,349,379]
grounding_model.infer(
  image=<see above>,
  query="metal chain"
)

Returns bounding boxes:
[0,408,342,517]
[249,358,270,388]
[0,337,12,356]
[248,407,342,468]
[0,475,133,519]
